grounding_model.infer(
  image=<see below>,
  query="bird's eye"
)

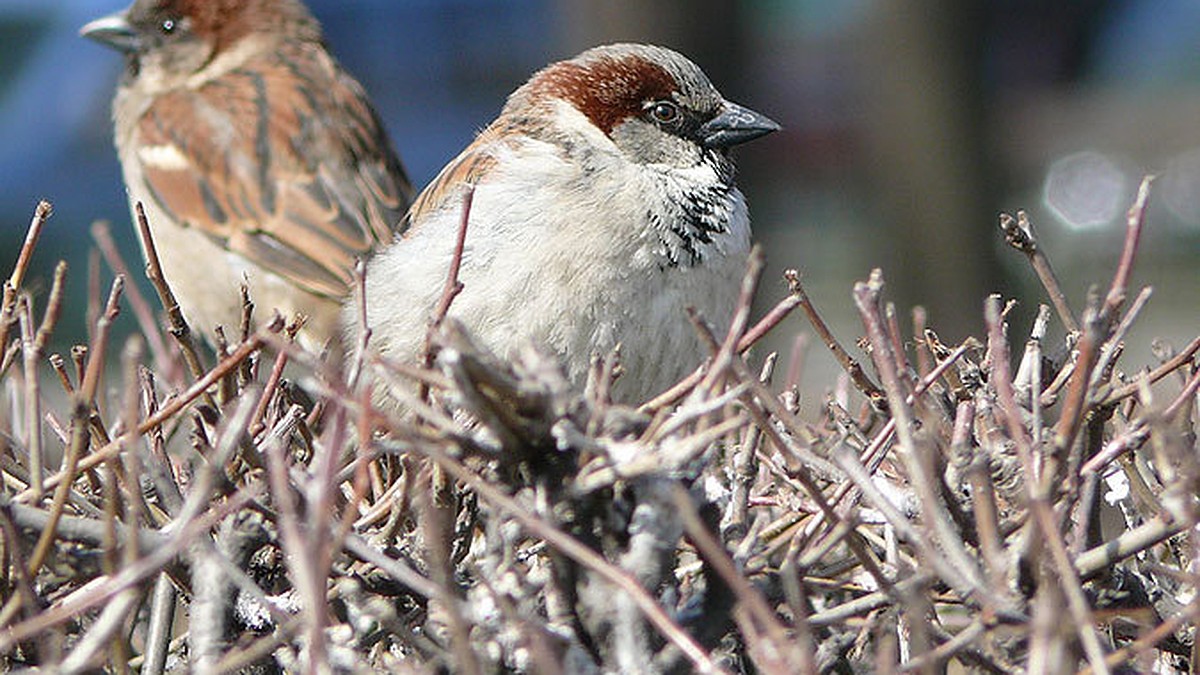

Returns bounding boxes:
[160,18,177,34]
[649,101,680,124]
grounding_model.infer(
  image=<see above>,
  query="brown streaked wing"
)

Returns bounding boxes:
[406,127,503,231]
[133,45,412,299]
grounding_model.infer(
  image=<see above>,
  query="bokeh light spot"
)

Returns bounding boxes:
[1042,151,1128,231]
[1160,147,1200,229]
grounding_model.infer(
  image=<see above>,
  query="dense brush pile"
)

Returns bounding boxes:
[1,177,1198,672]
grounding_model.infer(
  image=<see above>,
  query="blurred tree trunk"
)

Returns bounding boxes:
[557,0,743,89]
[857,0,1000,340]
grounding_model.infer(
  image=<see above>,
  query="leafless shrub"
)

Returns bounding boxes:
[0,178,1197,673]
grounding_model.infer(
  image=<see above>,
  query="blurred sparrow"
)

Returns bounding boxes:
[353,43,778,404]
[83,0,413,350]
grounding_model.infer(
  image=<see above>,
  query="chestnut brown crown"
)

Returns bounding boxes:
[513,44,779,152]
[82,0,320,61]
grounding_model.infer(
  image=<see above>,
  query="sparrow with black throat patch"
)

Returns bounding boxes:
[352,43,778,404]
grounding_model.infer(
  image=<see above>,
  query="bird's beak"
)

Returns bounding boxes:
[81,10,140,54]
[699,101,781,149]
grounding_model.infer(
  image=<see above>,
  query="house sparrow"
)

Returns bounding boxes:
[82,0,413,350]
[352,43,778,404]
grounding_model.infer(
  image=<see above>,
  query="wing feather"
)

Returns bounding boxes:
[405,126,502,230]
[133,42,413,299]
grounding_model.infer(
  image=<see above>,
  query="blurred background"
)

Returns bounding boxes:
[0,0,1197,398]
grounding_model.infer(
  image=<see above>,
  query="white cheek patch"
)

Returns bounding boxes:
[137,143,191,171]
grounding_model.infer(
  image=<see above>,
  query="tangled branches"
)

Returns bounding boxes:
[1,179,1198,673]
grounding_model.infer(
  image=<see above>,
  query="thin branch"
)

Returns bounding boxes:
[998,209,1078,333]
[7,201,52,291]
[1100,175,1153,323]
[854,271,985,596]
[420,188,474,396]
[0,201,53,376]
[1075,514,1188,580]
[700,244,764,393]
[91,220,171,374]
[0,486,262,650]
[24,277,123,578]
[795,269,887,408]
[18,299,43,498]
[133,202,211,397]
[642,266,806,411]
[1099,335,1200,406]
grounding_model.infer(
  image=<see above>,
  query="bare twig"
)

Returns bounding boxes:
[141,574,177,675]
[642,267,806,411]
[133,202,211,397]
[58,587,141,672]
[984,296,1037,482]
[91,220,171,373]
[1100,176,1153,324]
[794,269,887,408]
[1100,335,1200,406]
[1075,514,1188,580]
[7,201,52,291]
[18,300,43,498]
[1081,596,1200,674]
[998,209,1077,332]
[0,201,53,377]
[420,188,474,395]
[248,318,299,438]
[24,277,123,579]
[853,271,985,597]
[700,245,764,393]
[17,263,68,498]
[261,404,331,669]
[1027,499,1111,673]
[0,486,262,651]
